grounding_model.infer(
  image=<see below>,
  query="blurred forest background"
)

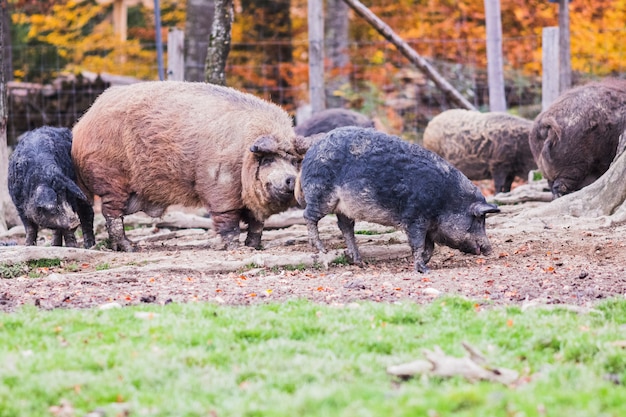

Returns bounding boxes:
[4,0,626,143]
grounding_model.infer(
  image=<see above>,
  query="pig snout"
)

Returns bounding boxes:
[550,179,569,199]
[284,175,296,192]
[476,241,493,256]
[263,161,299,204]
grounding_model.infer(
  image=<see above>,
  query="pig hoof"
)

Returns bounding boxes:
[111,239,137,252]
[414,259,430,273]
[225,240,241,251]
[244,233,262,249]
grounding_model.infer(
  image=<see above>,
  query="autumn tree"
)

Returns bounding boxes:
[11,0,185,81]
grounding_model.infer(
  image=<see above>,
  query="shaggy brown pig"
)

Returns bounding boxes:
[530,79,626,198]
[294,108,374,137]
[72,81,305,251]
[296,127,500,273]
[423,109,535,193]
[9,126,95,248]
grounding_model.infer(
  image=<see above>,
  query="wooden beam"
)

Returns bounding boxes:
[342,0,476,111]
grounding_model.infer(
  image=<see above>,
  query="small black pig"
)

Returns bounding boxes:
[8,126,95,248]
[296,127,500,273]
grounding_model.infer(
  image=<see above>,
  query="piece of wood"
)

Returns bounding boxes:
[341,0,476,111]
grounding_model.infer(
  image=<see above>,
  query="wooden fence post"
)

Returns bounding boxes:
[484,0,506,112]
[167,28,185,81]
[308,0,325,113]
[542,27,560,111]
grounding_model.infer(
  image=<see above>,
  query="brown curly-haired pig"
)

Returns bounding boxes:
[529,78,626,198]
[72,81,306,252]
[423,109,536,193]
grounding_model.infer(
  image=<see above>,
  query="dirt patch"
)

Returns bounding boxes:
[1,199,625,312]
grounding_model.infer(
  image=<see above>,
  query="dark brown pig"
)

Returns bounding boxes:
[530,79,626,198]
[423,109,535,193]
[72,81,305,251]
[295,108,375,137]
[296,127,500,273]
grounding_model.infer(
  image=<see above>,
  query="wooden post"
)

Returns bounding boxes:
[112,0,128,42]
[154,0,164,80]
[558,0,572,92]
[542,27,560,111]
[342,0,476,111]
[308,0,325,113]
[484,0,506,112]
[167,28,185,81]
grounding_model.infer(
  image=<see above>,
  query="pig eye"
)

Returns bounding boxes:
[259,155,275,166]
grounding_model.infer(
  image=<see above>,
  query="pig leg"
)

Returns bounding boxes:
[211,210,242,250]
[244,215,264,249]
[61,228,78,248]
[305,219,326,253]
[492,168,515,194]
[303,205,330,253]
[100,191,136,251]
[22,217,39,246]
[51,229,63,246]
[104,217,135,252]
[406,223,431,273]
[77,200,95,248]
[336,213,362,265]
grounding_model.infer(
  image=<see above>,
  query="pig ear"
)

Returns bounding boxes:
[294,133,326,155]
[250,135,279,155]
[64,178,89,202]
[472,202,500,217]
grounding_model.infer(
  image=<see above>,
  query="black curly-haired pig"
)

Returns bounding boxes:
[8,126,95,248]
[295,127,500,273]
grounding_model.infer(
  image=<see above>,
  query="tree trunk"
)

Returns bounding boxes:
[205,0,233,85]
[185,0,215,82]
[341,0,476,111]
[325,0,349,108]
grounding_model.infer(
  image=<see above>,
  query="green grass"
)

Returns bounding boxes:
[2,297,626,416]
[0,262,27,279]
[26,258,62,268]
[95,262,110,271]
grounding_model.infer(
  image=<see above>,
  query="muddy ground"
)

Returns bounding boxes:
[1,194,625,313]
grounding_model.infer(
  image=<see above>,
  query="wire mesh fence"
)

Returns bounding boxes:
[6,25,626,146]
